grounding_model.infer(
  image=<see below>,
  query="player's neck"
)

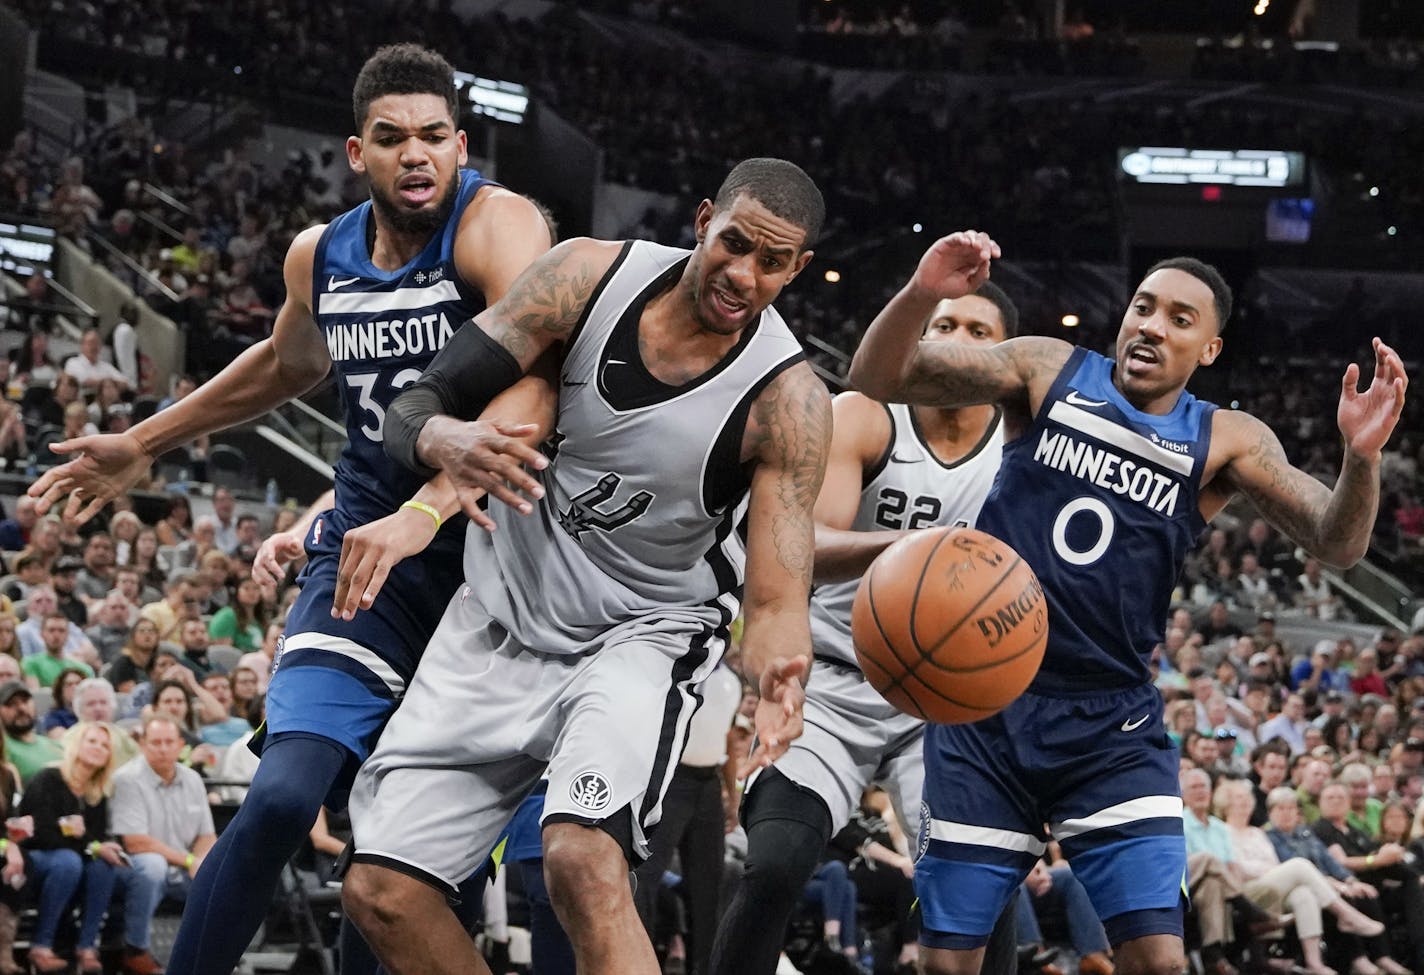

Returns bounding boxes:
[913,402,996,457]
[367,218,433,272]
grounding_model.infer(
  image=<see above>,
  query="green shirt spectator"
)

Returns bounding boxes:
[0,681,64,785]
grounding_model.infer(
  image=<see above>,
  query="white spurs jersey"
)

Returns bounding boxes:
[809,401,1004,667]
[465,240,806,655]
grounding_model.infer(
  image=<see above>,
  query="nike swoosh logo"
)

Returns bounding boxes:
[606,358,627,366]
[1121,714,1150,732]
[1066,390,1108,408]
[328,276,360,291]
[889,453,923,464]
[563,379,588,387]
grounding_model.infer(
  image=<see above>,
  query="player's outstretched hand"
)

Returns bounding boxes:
[422,417,548,524]
[911,230,1000,301]
[738,655,809,778]
[331,506,441,620]
[27,432,153,525]
[252,530,308,588]
[1338,337,1408,459]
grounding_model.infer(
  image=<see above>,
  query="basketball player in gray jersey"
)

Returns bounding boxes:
[711,284,1020,975]
[340,158,832,975]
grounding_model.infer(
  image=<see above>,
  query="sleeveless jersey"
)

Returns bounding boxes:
[976,347,1216,694]
[466,240,806,655]
[809,401,1004,667]
[311,168,494,550]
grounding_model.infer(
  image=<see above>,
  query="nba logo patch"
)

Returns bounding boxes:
[569,770,612,812]
[916,800,931,863]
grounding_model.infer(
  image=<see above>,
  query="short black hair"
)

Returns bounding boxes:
[972,281,1019,338]
[713,158,825,249]
[352,44,458,132]
[1143,257,1233,333]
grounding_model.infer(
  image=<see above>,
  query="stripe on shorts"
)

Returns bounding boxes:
[638,627,717,829]
[929,819,1047,857]
[1051,795,1183,840]
[281,632,407,696]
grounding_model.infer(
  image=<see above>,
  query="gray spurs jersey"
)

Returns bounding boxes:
[809,401,1004,667]
[465,240,806,655]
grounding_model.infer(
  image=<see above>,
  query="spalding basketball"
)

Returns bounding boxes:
[851,527,1047,724]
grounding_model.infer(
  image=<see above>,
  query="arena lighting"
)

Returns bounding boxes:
[0,222,57,276]
[824,269,841,283]
[1061,314,1080,328]
[1388,226,1398,236]
[1369,186,1380,197]
[1118,147,1306,188]
[452,71,529,125]
[912,222,923,233]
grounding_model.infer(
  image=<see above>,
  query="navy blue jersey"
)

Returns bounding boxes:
[311,168,494,553]
[977,347,1216,694]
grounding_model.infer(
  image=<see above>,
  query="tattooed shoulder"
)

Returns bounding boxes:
[482,239,617,360]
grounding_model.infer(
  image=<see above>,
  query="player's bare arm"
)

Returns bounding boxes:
[849,231,1063,419]
[385,239,620,497]
[811,392,902,584]
[737,360,832,775]
[1211,337,1408,568]
[332,363,560,620]
[30,225,333,524]
[251,487,335,588]
[454,186,555,305]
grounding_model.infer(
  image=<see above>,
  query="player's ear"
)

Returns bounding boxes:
[786,249,815,284]
[346,135,365,175]
[455,129,468,167]
[1199,335,1223,367]
[693,200,715,243]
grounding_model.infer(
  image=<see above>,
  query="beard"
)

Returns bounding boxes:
[3,714,32,736]
[369,173,460,238]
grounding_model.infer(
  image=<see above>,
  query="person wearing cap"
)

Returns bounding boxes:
[1312,690,1348,732]
[0,681,63,785]
[1292,642,1341,695]
[22,614,94,689]
[50,555,87,628]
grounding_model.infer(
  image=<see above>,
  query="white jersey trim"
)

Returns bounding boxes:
[319,279,462,317]
[281,632,407,696]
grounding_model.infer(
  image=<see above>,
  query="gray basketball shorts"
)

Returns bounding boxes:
[348,585,724,894]
[757,657,926,833]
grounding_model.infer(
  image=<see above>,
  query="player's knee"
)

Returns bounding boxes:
[1113,943,1187,975]
[742,818,827,906]
[542,824,630,921]
[342,863,414,938]
[244,775,323,840]
[920,946,988,975]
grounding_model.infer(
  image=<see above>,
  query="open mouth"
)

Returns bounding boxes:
[1125,342,1160,372]
[397,173,436,206]
[710,284,748,319]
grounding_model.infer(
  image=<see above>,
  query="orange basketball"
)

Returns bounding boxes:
[851,526,1048,724]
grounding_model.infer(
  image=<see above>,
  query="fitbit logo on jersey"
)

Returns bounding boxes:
[324,312,455,362]
[569,771,613,812]
[1148,432,1191,455]
[974,575,1045,650]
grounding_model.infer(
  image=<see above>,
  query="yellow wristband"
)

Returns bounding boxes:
[184,853,195,870]
[1366,854,1376,867]
[400,500,442,531]
[0,839,8,854]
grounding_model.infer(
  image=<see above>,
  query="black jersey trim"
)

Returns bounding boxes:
[566,239,633,357]
[908,404,1004,471]
[699,352,806,516]
[597,255,766,412]
[860,401,897,490]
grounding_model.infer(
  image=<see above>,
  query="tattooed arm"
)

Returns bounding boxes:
[1215,338,1408,568]
[736,361,831,774]
[848,231,1069,418]
[384,238,620,502]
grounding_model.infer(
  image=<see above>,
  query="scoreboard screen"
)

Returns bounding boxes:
[1118,148,1307,189]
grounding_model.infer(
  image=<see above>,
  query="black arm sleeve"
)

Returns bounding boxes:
[383,322,526,477]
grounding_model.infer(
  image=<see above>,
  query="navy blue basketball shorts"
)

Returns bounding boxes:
[265,508,465,806]
[916,682,1185,950]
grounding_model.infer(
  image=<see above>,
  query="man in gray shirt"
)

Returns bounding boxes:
[112,715,216,975]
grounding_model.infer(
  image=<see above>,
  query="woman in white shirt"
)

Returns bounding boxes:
[1216,779,1383,975]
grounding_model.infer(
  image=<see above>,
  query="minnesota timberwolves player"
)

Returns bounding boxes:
[849,230,1408,975]
[712,284,1019,975]
[341,158,829,975]
[29,44,553,975]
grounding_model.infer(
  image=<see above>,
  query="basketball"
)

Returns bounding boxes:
[851,527,1048,724]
